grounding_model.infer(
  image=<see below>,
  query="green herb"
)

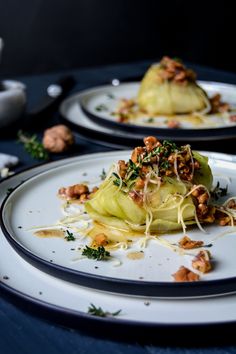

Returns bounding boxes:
[211,182,228,200]
[107,93,115,99]
[82,246,110,260]
[100,168,107,180]
[95,104,108,112]
[162,140,178,153]
[88,303,121,317]
[64,230,75,241]
[6,187,14,195]
[160,160,170,170]
[146,117,154,123]
[18,130,48,160]
[126,159,140,180]
[112,172,127,187]
[172,57,182,63]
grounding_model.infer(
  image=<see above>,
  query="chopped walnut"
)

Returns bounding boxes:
[230,115,236,122]
[159,57,196,85]
[167,120,180,129]
[192,250,212,273]
[58,183,90,201]
[172,266,200,282]
[143,136,161,152]
[131,147,145,163]
[43,125,74,153]
[210,94,230,114]
[215,208,233,226]
[118,160,128,178]
[94,233,109,246]
[225,199,236,209]
[218,216,231,226]
[116,99,135,122]
[178,235,204,249]
[128,190,143,206]
[190,186,216,223]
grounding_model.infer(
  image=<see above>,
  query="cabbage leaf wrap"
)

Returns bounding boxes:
[137,64,209,115]
[85,151,213,233]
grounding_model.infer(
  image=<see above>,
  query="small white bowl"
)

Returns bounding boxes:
[0,80,26,128]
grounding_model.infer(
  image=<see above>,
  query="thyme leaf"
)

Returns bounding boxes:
[18,130,48,160]
[82,246,110,261]
[100,168,107,181]
[211,182,228,200]
[64,230,75,241]
[88,303,121,317]
[95,104,108,112]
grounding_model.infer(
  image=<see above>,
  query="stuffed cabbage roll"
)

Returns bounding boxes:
[85,137,213,234]
[137,57,210,115]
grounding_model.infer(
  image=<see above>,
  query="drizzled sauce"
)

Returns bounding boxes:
[127,251,144,260]
[34,229,65,238]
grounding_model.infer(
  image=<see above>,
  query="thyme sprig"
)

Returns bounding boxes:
[112,172,127,187]
[18,130,48,160]
[64,230,75,241]
[88,303,121,317]
[126,159,140,180]
[111,139,183,192]
[82,246,110,260]
[211,182,228,201]
[100,168,107,181]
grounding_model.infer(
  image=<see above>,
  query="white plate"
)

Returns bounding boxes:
[79,81,236,130]
[60,82,236,146]
[2,151,236,298]
[1,153,236,328]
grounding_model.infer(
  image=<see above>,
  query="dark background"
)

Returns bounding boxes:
[0,0,235,77]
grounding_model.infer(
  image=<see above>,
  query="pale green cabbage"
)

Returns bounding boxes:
[85,152,213,233]
[137,64,209,115]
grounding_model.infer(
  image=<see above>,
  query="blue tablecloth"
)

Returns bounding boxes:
[0,61,236,353]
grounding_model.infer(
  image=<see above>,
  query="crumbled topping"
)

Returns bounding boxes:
[158,57,196,85]
[172,266,200,282]
[58,184,98,202]
[93,233,109,247]
[209,94,231,114]
[112,137,200,207]
[178,235,204,249]
[192,250,212,273]
[167,120,180,129]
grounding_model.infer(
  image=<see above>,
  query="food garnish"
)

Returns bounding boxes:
[18,130,49,160]
[178,235,204,249]
[82,245,111,261]
[64,230,76,241]
[87,303,121,317]
[211,181,228,201]
[172,266,200,282]
[100,168,107,181]
[192,250,212,273]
